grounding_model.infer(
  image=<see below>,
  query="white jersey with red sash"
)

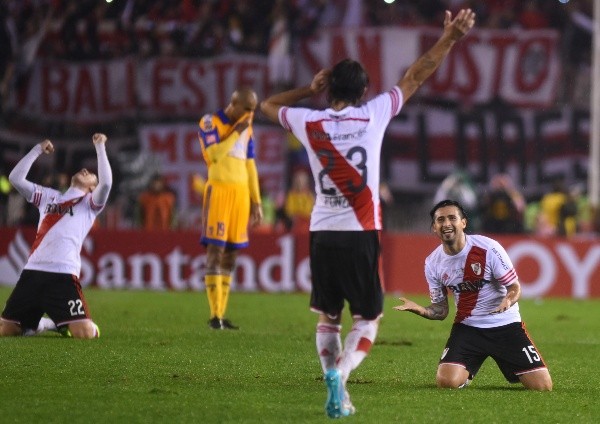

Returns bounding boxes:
[25,185,104,277]
[425,234,521,328]
[278,86,403,231]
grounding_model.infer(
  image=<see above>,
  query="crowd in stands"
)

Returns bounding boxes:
[0,0,597,236]
[0,1,592,64]
[433,169,597,238]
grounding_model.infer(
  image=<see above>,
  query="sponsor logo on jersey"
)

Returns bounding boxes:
[44,203,75,216]
[448,279,488,293]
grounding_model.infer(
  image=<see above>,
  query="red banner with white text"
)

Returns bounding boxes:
[9,28,560,123]
[1,228,598,298]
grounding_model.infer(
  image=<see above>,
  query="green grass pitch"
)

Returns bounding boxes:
[1,287,599,423]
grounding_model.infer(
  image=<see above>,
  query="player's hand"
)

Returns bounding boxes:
[250,202,263,227]
[393,297,419,312]
[40,139,54,154]
[490,297,512,315]
[443,8,475,41]
[92,133,107,145]
[234,112,253,133]
[310,69,330,94]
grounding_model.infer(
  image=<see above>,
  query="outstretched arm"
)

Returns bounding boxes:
[8,140,54,201]
[393,296,449,321]
[398,8,475,103]
[91,133,113,206]
[260,69,330,124]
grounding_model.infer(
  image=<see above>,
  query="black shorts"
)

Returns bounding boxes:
[1,269,92,331]
[440,322,549,383]
[309,230,384,320]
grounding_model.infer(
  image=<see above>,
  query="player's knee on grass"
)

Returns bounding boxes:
[67,320,100,339]
[436,364,470,389]
[519,370,553,391]
[0,321,23,336]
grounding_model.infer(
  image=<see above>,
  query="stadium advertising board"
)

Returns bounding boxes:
[1,228,598,298]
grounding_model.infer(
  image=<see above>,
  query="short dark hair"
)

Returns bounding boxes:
[430,199,468,223]
[328,59,369,104]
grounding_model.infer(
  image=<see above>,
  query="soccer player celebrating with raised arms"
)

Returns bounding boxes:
[261,8,476,419]
[1,133,112,339]
[394,200,553,391]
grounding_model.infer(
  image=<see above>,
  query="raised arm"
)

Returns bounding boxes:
[398,8,475,103]
[8,140,54,201]
[260,69,330,124]
[393,296,449,321]
[91,133,112,206]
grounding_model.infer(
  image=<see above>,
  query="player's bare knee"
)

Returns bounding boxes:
[0,321,22,337]
[521,373,553,391]
[436,366,469,389]
[436,375,464,389]
[68,321,99,339]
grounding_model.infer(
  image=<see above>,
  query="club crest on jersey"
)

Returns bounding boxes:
[201,114,214,131]
[470,262,482,276]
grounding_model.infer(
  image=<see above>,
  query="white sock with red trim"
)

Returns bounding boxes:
[337,319,378,384]
[316,323,342,372]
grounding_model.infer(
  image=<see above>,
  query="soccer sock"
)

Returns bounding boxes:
[23,317,58,336]
[37,317,58,333]
[205,274,223,319]
[316,323,342,373]
[92,322,100,338]
[337,319,378,384]
[218,274,232,318]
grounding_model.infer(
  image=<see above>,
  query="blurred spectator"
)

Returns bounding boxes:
[480,173,525,234]
[558,185,579,237]
[517,0,549,29]
[0,4,15,108]
[42,172,70,193]
[433,168,480,232]
[281,167,314,232]
[379,181,394,230]
[136,174,176,230]
[267,0,293,92]
[538,177,567,236]
[0,168,10,225]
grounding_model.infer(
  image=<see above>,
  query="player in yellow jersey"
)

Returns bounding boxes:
[198,87,263,330]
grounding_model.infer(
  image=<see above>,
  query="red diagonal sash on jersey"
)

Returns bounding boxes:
[454,245,487,323]
[30,196,85,256]
[306,120,376,229]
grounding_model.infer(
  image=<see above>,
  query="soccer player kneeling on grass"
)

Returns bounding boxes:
[394,200,553,391]
[0,133,112,339]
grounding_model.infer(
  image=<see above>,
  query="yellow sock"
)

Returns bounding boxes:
[218,274,232,318]
[205,274,223,318]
